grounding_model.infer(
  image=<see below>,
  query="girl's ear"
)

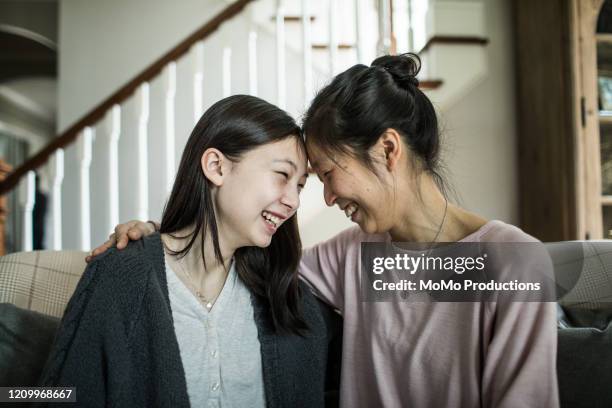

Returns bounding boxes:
[201,148,230,186]
[376,128,403,171]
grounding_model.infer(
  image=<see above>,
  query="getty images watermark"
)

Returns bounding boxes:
[360,241,612,303]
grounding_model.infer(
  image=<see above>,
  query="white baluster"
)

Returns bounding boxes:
[393,0,409,54]
[329,0,338,75]
[48,149,64,250]
[302,0,313,107]
[377,0,393,55]
[248,31,258,96]
[164,62,177,194]
[275,0,286,109]
[407,0,414,52]
[223,47,232,98]
[18,171,35,251]
[355,0,365,64]
[77,128,93,251]
[193,41,205,124]
[136,83,150,222]
[105,105,121,233]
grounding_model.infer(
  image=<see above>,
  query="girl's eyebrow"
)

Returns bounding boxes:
[272,159,297,171]
[273,159,309,179]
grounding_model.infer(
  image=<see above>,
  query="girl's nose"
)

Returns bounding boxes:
[281,187,300,211]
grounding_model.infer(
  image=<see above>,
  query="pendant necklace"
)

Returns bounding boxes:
[175,257,215,311]
[400,198,448,300]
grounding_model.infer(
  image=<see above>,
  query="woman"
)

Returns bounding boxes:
[40,95,340,408]
[93,54,559,407]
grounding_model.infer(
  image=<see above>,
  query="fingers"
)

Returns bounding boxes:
[116,232,130,249]
[85,237,116,263]
[84,220,152,262]
[128,227,144,239]
[114,222,135,249]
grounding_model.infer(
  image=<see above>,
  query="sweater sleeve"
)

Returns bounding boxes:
[482,301,559,408]
[481,244,560,408]
[299,227,361,312]
[37,258,130,407]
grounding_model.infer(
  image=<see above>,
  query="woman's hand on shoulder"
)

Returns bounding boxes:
[86,220,158,263]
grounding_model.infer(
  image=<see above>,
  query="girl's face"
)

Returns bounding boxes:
[214,137,308,248]
[307,142,395,235]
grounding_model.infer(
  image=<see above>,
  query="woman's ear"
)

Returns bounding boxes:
[377,128,403,171]
[201,148,229,186]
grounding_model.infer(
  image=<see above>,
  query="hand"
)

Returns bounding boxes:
[86,220,158,263]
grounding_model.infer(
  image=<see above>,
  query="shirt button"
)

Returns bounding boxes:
[210,350,217,358]
[211,382,220,391]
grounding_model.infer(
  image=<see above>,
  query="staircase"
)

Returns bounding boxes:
[0,0,489,252]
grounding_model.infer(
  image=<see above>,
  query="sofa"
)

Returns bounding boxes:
[0,250,86,386]
[0,243,611,407]
[552,241,612,408]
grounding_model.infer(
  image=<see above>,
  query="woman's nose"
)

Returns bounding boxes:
[323,182,337,207]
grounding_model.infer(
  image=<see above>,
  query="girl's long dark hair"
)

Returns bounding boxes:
[160,95,307,334]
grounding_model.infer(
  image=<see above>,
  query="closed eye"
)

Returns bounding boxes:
[316,169,331,182]
[276,171,289,179]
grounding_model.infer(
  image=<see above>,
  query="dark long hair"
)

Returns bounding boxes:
[303,53,448,195]
[161,95,307,334]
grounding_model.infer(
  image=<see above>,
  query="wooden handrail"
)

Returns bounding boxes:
[0,0,254,196]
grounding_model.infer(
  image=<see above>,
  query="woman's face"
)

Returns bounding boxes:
[215,137,308,248]
[307,142,395,235]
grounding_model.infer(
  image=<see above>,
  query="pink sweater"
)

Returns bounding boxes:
[299,220,559,408]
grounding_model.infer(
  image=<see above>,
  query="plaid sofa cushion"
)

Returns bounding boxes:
[551,241,612,310]
[0,250,87,318]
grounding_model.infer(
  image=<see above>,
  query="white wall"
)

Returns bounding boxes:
[439,0,518,224]
[58,0,230,132]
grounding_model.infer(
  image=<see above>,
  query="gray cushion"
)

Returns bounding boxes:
[557,316,612,408]
[0,303,60,386]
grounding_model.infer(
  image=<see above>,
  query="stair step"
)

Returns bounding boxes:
[311,43,355,50]
[418,36,489,54]
[270,15,316,22]
[418,79,443,90]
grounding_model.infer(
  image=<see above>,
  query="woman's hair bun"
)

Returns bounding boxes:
[371,53,421,89]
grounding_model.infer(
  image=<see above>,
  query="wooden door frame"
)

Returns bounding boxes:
[571,0,604,240]
[514,0,604,241]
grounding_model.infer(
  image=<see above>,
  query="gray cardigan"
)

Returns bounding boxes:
[38,233,339,407]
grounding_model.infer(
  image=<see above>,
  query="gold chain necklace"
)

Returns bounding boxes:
[174,256,215,311]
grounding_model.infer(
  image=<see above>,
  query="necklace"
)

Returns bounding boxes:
[174,256,215,311]
[399,198,448,300]
[430,198,448,246]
